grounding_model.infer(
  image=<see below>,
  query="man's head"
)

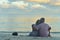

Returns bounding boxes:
[40,18,45,23]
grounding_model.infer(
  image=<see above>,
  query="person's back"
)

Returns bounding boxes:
[35,18,51,37]
[37,23,50,37]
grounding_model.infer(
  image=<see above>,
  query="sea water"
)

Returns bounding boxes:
[0,32,60,40]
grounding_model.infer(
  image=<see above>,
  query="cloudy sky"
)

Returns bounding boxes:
[0,0,60,32]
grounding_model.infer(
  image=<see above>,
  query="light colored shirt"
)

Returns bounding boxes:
[35,23,51,37]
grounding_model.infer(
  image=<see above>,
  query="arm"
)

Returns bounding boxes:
[32,24,37,31]
[48,26,51,37]
[33,24,40,31]
[48,27,51,31]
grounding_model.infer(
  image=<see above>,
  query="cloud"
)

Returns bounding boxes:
[28,0,50,3]
[50,0,60,6]
[53,2,60,6]
[31,4,47,9]
[28,0,60,6]
[0,3,10,8]
[11,1,29,9]
[0,0,10,8]
[0,0,29,9]
[1,0,60,9]
[0,0,9,4]
[55,2,60,6]
[0,0,47,9]
[0,0,60,9]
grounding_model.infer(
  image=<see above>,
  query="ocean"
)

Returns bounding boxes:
[0,31,60,40]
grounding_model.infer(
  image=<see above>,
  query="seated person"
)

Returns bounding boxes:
[29,24,39,36]
[34,18,51,37]
[29,19,40,36]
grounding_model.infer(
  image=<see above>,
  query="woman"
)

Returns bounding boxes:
[29,19,41,36]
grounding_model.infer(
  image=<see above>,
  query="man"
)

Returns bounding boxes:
[35,18,51,37]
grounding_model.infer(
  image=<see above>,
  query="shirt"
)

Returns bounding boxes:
[35,23,51,37]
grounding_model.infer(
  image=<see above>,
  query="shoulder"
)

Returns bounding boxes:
[44,23,49,25]
[44,23,51,28]
[43,23,50,27]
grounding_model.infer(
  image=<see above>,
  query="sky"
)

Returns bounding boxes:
[0,0,60,32]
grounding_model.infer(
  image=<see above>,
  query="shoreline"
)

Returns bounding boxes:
[0,31,60,33]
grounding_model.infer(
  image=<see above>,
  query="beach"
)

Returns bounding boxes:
[0,32,60,40]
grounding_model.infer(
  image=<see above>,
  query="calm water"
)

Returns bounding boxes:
[0,32,60,40]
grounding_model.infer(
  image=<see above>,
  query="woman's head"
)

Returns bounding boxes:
[36,19,40,25]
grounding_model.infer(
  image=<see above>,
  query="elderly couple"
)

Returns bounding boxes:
[29,18,51,37]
